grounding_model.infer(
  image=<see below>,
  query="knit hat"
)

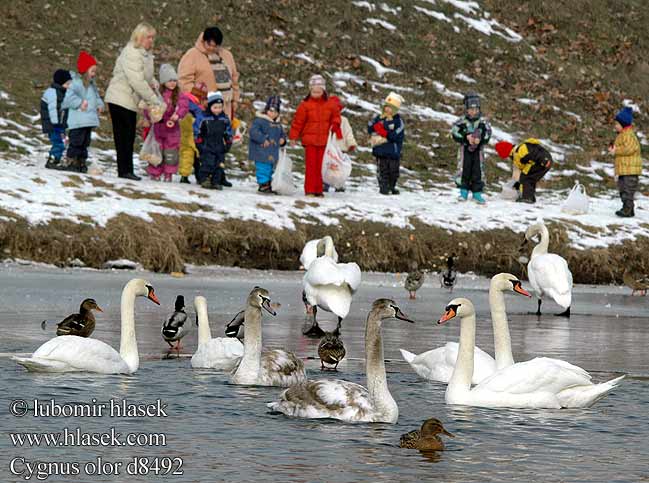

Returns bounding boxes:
[77,51,97,74]
[207,91,224,108]
[464,92,481,110]
[615,106,634,128]
[159,64,178,85]
[309,74,326,90]
[53,69,71,86]
[384,92,404,112]
[264,95,281,113]
[495,141,514,159]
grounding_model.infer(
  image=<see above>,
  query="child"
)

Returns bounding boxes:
[367,92,405,195]
[495,139,552,204]
[197,91,232,190]
[178,82,208,184]
[61,51,104,173]
[249,95,286,193]
[609,106,642,217]
[289,74,341,197]
[41,69,72,169]
[327,96,357,192]
[451,92,492,204]
[145,64,189,181]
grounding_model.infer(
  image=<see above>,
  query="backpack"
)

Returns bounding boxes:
[210,54,232,92]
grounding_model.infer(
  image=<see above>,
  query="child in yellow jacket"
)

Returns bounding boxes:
[609,107,642,217]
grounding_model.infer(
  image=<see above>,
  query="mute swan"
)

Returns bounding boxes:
[405,261,425,299]
[400,273,530,383]
[231,287,307,387]
[303,236,361,337]
[399,418,454,450]
[317,319,345,370]
[13,279,160,374]
[524,222,572,317]
[438,298,625,409]
[41,298,103,338]
[162,295,188,350]
[267,299,413,423]
[191,296,243,371]
[300,237,340,318]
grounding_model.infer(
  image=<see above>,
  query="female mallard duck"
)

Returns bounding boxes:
[317,320,345,370]
[405,261,425,299]
[162,295,188,350]
[623,268,649,296]
[399,418,454,450]
[14,279,160,374]
[440,254,457,291]
[268,299,413,424]
[46,298,103,337]
[231,287,307,387]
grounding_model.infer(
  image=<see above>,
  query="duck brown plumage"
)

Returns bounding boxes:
[54,298,103,337]
[405,261,425,299]
[623,268,649,296]
[317,321,346,370]
[399,418,454,451]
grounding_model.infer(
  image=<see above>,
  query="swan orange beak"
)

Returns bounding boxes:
[438,308,456,325]
[513,281,531,297]
[148,290,161,305]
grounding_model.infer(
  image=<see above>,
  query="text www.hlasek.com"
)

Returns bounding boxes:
[10,427,167,447]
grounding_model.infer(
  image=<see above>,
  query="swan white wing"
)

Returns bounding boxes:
[529,254,572,307]
[337,262,362,292]
[300,239,339,269]
[191,338,243,370]
[268,379,375,422]
[259,349,307,387]
[306,283,352,318]
[17,336,129,374]
[304,257,346,287]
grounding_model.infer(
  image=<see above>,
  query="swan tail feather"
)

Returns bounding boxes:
[558,375,625,408]
[12,356,65,372]
[399,349,416,364]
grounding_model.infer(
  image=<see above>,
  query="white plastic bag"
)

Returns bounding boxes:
[500,179,519,200]
[271,148,296,195]
[139,129,162,166]
[561,180,589,215]
[322,133,352,189]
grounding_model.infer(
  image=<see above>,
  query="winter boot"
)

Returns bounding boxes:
[616,201,635,218]
[258,182,272,193]
[472,192,486,204]
[45,156,61,170]
[62,157,81,172]
[458,188,469,201]
[180,176,190,184]
[78,159,88,174]
[391,187,400,195]
[220,172,232,188]
[379,185,390,195]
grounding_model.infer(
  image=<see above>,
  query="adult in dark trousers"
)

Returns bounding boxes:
[495,139,552,203]
[105,22,165,180]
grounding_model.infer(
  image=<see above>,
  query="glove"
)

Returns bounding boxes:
[195,137,203,145]
[373,121,388,138]
[348,145,356,153]
[331,123,343,140]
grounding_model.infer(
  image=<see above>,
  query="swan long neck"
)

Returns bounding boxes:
[448,312,476,394]
[324,237,335,258]
[531,225,550,257]
[119,282,139,373]
[196,300,212,345]
[365,313,397,421]
[489,283,514,370]
[233,306,262,381]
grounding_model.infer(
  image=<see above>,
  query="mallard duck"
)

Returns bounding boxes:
[162,295,188,350]
[440,255,457,291]
[405,261,425,299]
[44,298,103,338]
[399,418,454,450]
[623,268,649,296]
[317,320,346,370]
[225,309,245,340]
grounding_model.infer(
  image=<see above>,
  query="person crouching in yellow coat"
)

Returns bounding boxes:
[178,83,208,183]
[495,138,552,204]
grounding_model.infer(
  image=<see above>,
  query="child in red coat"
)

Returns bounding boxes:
[289,74,341,196]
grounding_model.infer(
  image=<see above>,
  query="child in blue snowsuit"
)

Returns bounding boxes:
[249,96,286,193]
[41,69,72,169]
[197,92,232,190]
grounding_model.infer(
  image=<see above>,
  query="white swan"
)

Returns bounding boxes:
[13,279,160,374]
[303,236,361,336]
[438,298,625,409]
[300,237,338,270]
[231,287,307,387]
[268,299,413,423]
[191,296,244,371]
[400,273,530,383]
[525,222,573,317]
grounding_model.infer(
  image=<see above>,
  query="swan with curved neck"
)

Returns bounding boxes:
[438,298,624,409]
[400,273,530,383]
[268,299,413,423]
[231,287,307,387]
[191,296,244,371]
[13,279,160,374]
[524,222,573,317]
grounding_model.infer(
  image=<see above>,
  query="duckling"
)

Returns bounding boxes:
[162,295,188,350]
[399,418,454,451]
[623,268,649,296]
[317,320,346,370]
[440,255,457,291]
[405,261,425,299]
[44,298,103,337]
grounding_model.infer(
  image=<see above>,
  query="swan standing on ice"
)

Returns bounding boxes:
[13,279,160,374]
[400,273,530,383]
[231,287,307,387]
[524,222,573,317]
[299,237,340,320]
[302,236,361,337]
[191,296,244,371]
[437,298,624,409]
[268,299,413,423]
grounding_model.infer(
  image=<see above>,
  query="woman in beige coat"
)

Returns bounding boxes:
[105,22,164,180]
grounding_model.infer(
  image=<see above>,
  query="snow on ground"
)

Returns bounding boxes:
[359,55,400,78]
[455,73,477,83]
[365,18,398,31]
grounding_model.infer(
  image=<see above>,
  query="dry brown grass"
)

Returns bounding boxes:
[74,192,105,202]
[157,201,213,213]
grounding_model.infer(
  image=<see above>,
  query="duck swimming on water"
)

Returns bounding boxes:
[399,418,454,450]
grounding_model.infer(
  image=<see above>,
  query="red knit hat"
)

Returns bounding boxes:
[77,51,97,74]
[495,141,514,159]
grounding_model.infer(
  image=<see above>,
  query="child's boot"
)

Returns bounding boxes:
[458,188,469,201]
[45,156,60,170]
[472,191,486,204]
[180,176,190,184]
[616,201,635,218]
[163,173,172,182]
